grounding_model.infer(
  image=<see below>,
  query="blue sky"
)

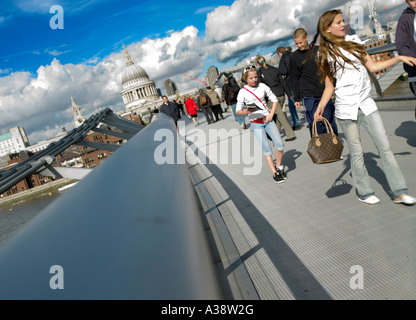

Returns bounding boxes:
[0,0,406,144]
[0,0,233,75]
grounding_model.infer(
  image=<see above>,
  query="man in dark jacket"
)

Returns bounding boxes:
[256,55,296,141]
[222,75,246,129]
[276,46,301,131]
[290,28,338,137]
[396,1,416,118]
[160,95,180,127]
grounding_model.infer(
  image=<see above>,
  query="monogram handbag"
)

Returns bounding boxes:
[307,117,343,164]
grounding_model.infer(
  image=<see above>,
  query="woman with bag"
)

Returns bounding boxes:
[236,65,287,183]
[313,9,416,205]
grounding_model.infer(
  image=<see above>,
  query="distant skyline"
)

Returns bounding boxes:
[0,0,408,144]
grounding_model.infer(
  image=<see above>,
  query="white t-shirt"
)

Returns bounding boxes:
[329,34,378,120]
[236,83,277,122]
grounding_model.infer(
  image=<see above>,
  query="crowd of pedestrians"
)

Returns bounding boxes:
[160,3,415,205]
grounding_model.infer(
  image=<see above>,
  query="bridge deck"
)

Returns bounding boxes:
[185,105,416,300]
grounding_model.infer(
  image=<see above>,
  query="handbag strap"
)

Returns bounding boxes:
[312,117,333,136]
[243,87,270,113]
[312,117,340,145]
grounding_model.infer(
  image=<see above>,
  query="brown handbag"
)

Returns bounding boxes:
[307,117,343,164]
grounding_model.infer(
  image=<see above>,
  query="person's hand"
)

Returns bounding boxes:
[246,107,256,114]
[295,101,300,109]
[399,55,416,67]
[264,114,273,123]
[314,104,325,121]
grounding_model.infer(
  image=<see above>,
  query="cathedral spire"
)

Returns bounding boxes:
[123,43,134,67]
[71,96,85,128]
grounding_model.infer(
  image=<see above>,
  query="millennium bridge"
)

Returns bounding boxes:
[0,51,415,299]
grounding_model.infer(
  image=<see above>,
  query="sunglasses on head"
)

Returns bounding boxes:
[244,65,257,73]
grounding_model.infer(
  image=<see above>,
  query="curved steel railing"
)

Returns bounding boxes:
[0,113,221,300]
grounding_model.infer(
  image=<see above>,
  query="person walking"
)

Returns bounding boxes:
[214,85,227,113]
[160,95,180,127]
[222,74,246,129]
[396,0,416,119]
[184,95,199,126]
[206,85,224,121]
[236,65,287,183]
[290,28,339,137]
[313,9,416,206]
[256,55,296,142]
[196,88,215,125]
[276,46,301,131]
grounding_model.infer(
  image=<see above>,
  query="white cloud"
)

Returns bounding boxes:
[205,0,404,62]
[0,27,205,144]
[195,6,216,15]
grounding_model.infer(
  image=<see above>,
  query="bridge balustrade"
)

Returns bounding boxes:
[0,113,221,300]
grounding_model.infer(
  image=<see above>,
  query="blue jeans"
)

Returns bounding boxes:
[303,96,338,137]
[251,120,284,156]
[288,91,299,127]
[231,103,246,125]
[337,109,408,199]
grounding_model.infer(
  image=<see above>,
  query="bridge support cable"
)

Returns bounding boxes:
[0,108,144,195]
[0,113,222,299]
[75,140,121,152]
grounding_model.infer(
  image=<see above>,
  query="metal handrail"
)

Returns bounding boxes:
[0,113,221,300]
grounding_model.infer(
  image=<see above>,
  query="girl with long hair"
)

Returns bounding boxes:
[313,9,416,205]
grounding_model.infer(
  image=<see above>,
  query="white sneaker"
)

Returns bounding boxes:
[358,195,380,205]
[393,195,416,206]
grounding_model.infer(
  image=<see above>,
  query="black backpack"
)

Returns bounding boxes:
[227,77,240,103]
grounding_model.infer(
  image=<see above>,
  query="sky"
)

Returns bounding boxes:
[0,0,408,144]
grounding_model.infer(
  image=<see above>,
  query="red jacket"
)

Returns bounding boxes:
[185,98,198,115]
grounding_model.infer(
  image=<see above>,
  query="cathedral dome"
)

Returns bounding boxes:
[121,63,148,84]
[120,44,159,110]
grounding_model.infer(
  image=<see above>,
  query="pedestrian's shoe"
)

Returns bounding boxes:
[241,122,246,129]
[393,195,416,206]
[292,125,301,131]
[285,136,296,142]
[358,195,380,205]
[276,167,287,180]
[273,171,286,184]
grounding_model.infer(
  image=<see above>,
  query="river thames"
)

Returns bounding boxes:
[0,191,65,245]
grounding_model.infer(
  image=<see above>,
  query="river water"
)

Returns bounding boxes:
[0,192,64,245]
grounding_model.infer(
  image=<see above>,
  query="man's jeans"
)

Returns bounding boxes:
[288,91,299,127]
[231,103,246,125]
[337,109,408,199]
[303,96,338,137]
